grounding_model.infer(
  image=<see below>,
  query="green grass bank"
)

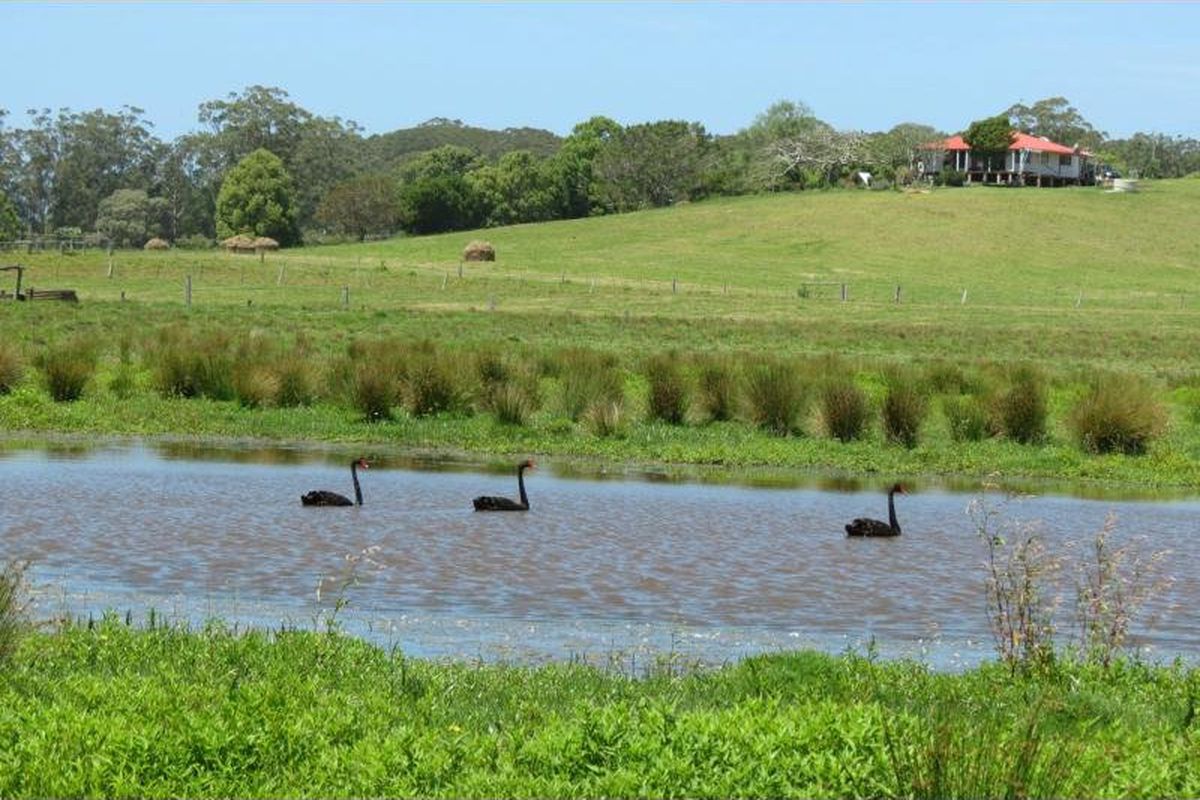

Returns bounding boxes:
[1,619,1198,798]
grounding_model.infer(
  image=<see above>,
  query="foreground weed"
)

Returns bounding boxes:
[971,489,1062,673]
[0,559,29,667]
[1074,514,1172,667]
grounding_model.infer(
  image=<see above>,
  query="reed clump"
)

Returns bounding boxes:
[1068,373,1166,455]
[694,354,738,422]
[942,394,993,442]
[403,346,468,417]
[644,352,689,425]
[821,379,872,442]
[0,341,23,395]
[37,339,97,402]
[583,399,627,438]
[554,348,625,422]
[994,366,1048,445]
[881,370,928,448]
[150,326,235,400]
[743,359,808,436]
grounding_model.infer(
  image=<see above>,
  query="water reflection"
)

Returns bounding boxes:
[2,442,1197,669]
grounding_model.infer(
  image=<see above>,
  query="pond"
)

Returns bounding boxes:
[2,443,1197,670]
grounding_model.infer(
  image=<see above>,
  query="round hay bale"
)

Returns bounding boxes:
[252,236,280,251]
[222,234,257,252]
[143,237,170,251]
[463,240,496,262]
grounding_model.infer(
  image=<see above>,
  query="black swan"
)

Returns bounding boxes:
[845,483,906,537]
[473,459,534,511]
[301,457,369,507]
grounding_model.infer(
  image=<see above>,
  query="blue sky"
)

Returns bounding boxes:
[2,2,1197,140]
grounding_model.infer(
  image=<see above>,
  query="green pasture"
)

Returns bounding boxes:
[1,180,1198,488]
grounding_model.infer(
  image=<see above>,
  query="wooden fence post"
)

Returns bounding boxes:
[185,275,192,307]
[341,285,349,307]
[894,284,901,303]
[841,283,847,302]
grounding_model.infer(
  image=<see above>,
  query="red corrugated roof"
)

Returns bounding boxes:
[934,132,1080,155]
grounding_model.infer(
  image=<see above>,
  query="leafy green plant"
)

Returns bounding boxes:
[821,379,871,442]
[1069,373,1167,455]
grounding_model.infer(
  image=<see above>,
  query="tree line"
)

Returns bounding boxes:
[0,88,1196,247]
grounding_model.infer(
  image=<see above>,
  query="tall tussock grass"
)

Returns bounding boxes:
[994,365,1048,444]
[352,362,396,422]
[0,341,23,394]
[150,326,235,400]
[555,348,625,421]
[403,346,468,416]
[1069,373,1167,455]
[942,394,993,442]
[644,352,689,425]
[743,359,808,436]
[881,369,928,448]
[821,379,871,442]
[695,355,738,422]
[36,339,97,402]
[475,350,541,426]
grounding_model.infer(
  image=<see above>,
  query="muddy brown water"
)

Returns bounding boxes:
[3,444,1198,669]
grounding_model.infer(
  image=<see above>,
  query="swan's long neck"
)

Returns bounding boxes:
[887,489,900,533]
[517,465,529,509]
[351,461,363,506]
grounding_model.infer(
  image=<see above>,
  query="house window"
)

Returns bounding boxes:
[1059,154,1072,167]
[1041,152,1050,166]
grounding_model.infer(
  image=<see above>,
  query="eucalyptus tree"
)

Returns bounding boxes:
[215,148,299,245]
[1005,96,1105,150]
[592,120,714,211]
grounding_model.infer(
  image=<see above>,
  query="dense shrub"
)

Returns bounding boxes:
[1069,374,1167,455]
[821,379,871,442]
[695,356,738,422]
[994,366,1048,444]
[743,360,809,436]
[0,341,23,394]
[942,395,993,442]
[37,340,96,402]
[881,371,928,448]
[644,353,689,425]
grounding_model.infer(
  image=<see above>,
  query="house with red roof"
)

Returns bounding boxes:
[920,132,1095,186]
